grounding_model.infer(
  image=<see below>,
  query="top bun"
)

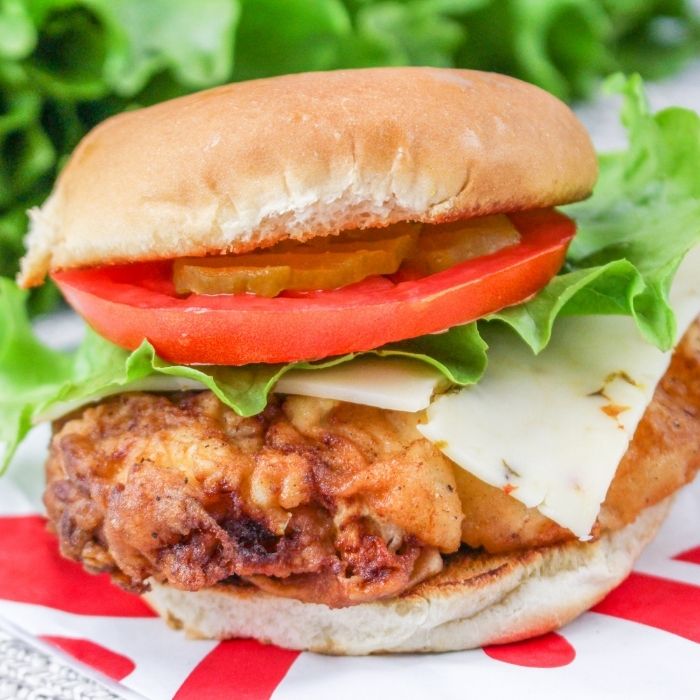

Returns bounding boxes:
[20,67,597,287]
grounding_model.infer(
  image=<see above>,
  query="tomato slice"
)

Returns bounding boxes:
[52,209,575,365]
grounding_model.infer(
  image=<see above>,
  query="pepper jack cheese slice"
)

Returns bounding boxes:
[418,245,700,539]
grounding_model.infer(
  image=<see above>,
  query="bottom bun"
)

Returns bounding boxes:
[144,499,669,655]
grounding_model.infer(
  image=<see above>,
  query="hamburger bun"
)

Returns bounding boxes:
[20,67,596,287]
[144,498,668,655]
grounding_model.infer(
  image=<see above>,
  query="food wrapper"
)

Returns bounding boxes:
[0,424,697,699]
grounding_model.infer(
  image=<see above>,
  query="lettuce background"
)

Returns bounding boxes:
[1,75,700,473]
[1,0,699,312]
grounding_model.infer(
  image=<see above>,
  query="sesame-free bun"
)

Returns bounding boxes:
[144,498,667,655]
[20,67,597,287]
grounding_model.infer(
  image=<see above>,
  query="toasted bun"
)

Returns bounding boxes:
[20,67,597,287]
[143,498,668,655]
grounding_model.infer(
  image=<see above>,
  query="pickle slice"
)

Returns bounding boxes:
[174,223,419,297]
[403,215,521,275]
[173,216,520,297]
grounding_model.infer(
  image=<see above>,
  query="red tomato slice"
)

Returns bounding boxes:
[52,209,575,365]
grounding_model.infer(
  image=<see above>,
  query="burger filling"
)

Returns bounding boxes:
[50,209,563,366]
[43,320,700,607]
[2,78,699,621]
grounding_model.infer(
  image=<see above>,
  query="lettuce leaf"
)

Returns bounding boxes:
[1,75,700,474]
[85,0,240,95]
[492,73,700,351]
[232,0,350,80]
[0,279,74,470]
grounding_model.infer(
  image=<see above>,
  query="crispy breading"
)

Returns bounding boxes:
[600,320,700,528]
[44,321,700,606]
[44,393,458,607]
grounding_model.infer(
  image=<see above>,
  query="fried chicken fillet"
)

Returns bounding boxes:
[44,320,700,608]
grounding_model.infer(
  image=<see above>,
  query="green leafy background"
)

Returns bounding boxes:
[1,0,699,312]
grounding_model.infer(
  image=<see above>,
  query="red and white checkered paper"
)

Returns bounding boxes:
[1,424,698,700]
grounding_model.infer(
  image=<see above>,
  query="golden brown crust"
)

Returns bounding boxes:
[44,392,458,607]
[600,319,700,528]
[20,67,597,286]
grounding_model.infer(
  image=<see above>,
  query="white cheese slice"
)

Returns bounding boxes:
[418,246,700,539]
[275,357,445,412]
